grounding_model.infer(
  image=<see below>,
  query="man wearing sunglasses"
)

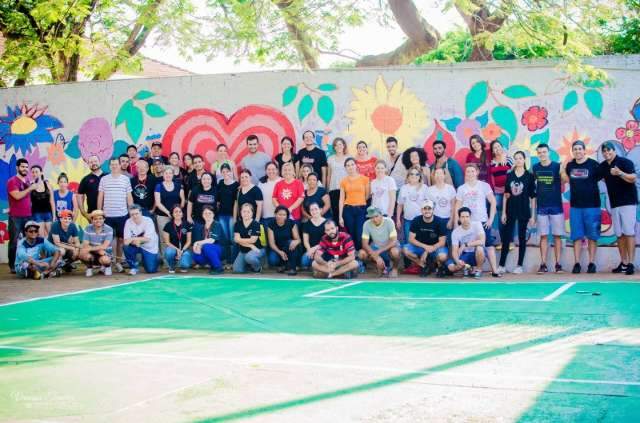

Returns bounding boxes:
[15,221,62,279]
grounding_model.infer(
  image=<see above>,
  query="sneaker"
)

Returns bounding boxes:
[537,263,548,274]
[114,262,124,273]
[208,267,224,275]
[497,266,507,274]
[128,268,138,276]
[587,262,597,274]
[85,267,94,277]
[554,263,564,273]
[287,269,297,276]
[419,266,429,278]
[32,269,43,280]
[463,265,471,277]
[103,266,112,276]
[436,266,446,278]
[572,263,581,274]
[625,264,635,275]
[512,266,523,274]
[179,268,189,273]
[473,270,482,279]
[612,262,627,274]
[343,271,352,280]
[491,272,503,278]
[168,268,176,274]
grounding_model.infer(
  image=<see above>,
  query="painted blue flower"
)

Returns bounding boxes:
[0,155,17,202]
[0,105,63,154]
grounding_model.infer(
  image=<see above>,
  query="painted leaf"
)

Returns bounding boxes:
[465,81,488,117]
[115,99,134,127]
[442,117,462,132]
[475,111,489,128]
[134,90,155,100]
[317,96,335,124]
[113,140,130,157]
[65,135,81,159]
[491,106,518,142]
[145,103,167,118]
[563,90,578,111]
[125,104,144,143]
[318,83,337,91]
[584,89,603,118]
[282,86,298,106]
[583,80,604,89]
[497,133,509,149]
[502,85,536,99]
[531,128,550,145]
[298,94,314,122]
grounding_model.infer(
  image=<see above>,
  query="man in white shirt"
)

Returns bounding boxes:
[123,204,159,275]
[447,207,486,278]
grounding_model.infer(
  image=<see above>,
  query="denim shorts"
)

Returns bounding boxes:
[32,212,53,223]
[403,244,449,262]
[569,207,601,241]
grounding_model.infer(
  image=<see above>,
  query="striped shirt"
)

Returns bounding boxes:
[98,174,132,217]
[318,232,355,260]
[84,224,114,251]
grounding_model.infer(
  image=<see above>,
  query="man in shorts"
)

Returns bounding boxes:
[447,207,486,278]
[312,220,359,279]
[79,210,114,277]
[403,200,448,277]
[15,220,62,279]
[360,206,401,277]
[599,141,638,275]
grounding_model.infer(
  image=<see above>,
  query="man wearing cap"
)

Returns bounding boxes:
[79,210,114,277]
[430,140,463,188]
[403,199,449,277]
[150,157,165,179]
[312,219,359,279]
[49,209,81,272]
[146,141,168,165]
[77,155,106,221]
[359,206,401,277]
[598,141,638,275]
[15,221,62,279]
[560,140,601,274]
[123,204,160,275]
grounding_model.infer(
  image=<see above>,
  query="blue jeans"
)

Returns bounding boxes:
[233,248,265,273]
[164,247,193,270]
[218,215,234,262]
[8,216,31,271]
[267,241,300,271]
[192,243,223,270]
[342,205,366,250]
[301,251,315,268]
[124,245,160,273]
[402,218,413,244]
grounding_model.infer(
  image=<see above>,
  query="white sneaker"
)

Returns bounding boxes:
[168,269,176,274]
[497,266,507,274]
[103,266,112,276]
[512,266,523,274]
[129,268,138,276]
[85,268,93,277]
[114,262,124,273]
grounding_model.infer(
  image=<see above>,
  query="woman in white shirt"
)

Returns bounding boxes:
[396,165,429,242]
[371,160,397,217]
[258,162,282,228]
[426,167,456,229]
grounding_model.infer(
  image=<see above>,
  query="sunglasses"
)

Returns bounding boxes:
[26,228,39,233]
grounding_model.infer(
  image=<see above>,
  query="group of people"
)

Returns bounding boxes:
[7,131,638,280]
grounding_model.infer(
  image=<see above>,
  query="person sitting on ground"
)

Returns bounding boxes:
[360,206,400,277]
[403,200,449,277]
[192,206,225,274]
[15,220,62,279]
[447,207,486,278]
[312,219,359,279]
[79,210,114,277]
[301,202,327,269]
[49,209,81,272]
[123,204,160,275]
[163,204,193,273]
[233,203,265,273]
[267,205,302,275]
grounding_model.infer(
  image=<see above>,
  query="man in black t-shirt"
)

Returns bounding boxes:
[77,155,106,220]
[145,141,168,165]
[599,141,638,275]
[297,130,328,186]
[130,160,157,216]
[403,200,448,277]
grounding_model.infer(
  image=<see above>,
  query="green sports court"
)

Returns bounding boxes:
[1,275,639,422]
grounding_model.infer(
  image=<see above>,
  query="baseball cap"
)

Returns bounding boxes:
[152,157,164,165]
[366,206,382,218]
[58,210,73,218]
[151,141,162,147]
[24,221,40,231]
[421,199,435,209]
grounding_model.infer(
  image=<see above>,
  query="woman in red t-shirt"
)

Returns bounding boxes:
[465,135,490,183]
[273,162,305,221]
[354,141,377,180]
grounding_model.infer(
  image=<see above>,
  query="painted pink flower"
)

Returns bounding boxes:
[455,119,481,145]
[521,106,548,132]
[615,120,640,151]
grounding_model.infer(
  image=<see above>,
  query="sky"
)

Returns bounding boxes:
[141,1,462,75]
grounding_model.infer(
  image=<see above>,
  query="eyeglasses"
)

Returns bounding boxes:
[422,207,433,210]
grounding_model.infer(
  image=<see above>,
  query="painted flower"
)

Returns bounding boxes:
[521,106,548,132]
[482,122,502,141]
[0,221,9,244]
[52,158,89,194]
[0,104,63,154]
[25,146,47,171]
[78,117,113,163]
[615,120,640,151]
[556,128,593,162]
[47,143,66,166]
[347,76,428,153]
[455,119,481,145]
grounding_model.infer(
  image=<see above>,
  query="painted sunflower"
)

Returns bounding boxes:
[0,105,63,154]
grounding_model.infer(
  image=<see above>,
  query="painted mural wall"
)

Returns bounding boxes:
[0,55,639,262]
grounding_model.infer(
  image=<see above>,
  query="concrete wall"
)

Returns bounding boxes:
[1,55,639,265]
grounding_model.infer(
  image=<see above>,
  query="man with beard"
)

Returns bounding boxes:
[297,130,328,186]
[119,154,132,178]
[312,219,359,279]
[79,210,114,277]
[403,200,449,277]
[77,155,106,221]
[384,136,407,191]
[130,160,157,217]
[429,140,463,188]
[7,158,37,272]
[15,220,62,279]
[146,141,168,165]
[186,154,210,197]
[241,135,271,184]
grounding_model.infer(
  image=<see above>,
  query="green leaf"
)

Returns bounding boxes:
[125,104,144,143]
[583,80,604,89]
[502,85,536,99]
[491,106,518,142]
[317,96,335,124]
[298,94,314,122]
[584,89,603,118]
[65,135,81,159]
[145,103,167,118]
[317,83,337,91]
[134,90,156,100]
[115,99,134,127]
[563,90,578,111]
[465,81,488,117]
[475,111,489,128]
[282,86,298,106]
[113,140,130,157]
[531,128,550,145]
[442,117,461,132]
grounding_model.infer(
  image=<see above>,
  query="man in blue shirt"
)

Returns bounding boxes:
[16,221,62,279]
[49,209,81,272]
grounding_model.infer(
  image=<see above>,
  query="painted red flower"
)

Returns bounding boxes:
[615,120,640,151]
[521,106,548,132]
[0,222,9,244]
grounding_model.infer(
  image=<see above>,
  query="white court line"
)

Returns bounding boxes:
[1,344,639,388]
[313,294,546,302]
[543,282,576,301]
[303,281,363,297]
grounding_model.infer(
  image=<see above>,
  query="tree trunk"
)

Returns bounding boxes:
[274,0,319,69]
[456,1,506,62]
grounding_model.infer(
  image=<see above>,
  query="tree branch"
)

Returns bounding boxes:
[273,0,319,69]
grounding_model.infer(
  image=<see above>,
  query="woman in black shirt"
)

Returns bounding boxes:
[267,206,302,275]
[233,203,265,273]
[162,205,193,273]
[274,136,298,177]
[187,172,216,225]
[302,172,331,220]
[499,151,536,273]
[234,169,263,220]
[216,163,239,263]
[301,202,326,268]
[30,165,56,238]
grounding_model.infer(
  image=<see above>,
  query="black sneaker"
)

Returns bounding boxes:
[555,263,564,273]
[587,262,597,274]
[625,264,635,275]
[537,263,548,274]
[436,266,446,278]
[612,262,627,274]
[420,266,430,278]
[572,263,581,274]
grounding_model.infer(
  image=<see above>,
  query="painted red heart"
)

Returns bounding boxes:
[162,105,296,167]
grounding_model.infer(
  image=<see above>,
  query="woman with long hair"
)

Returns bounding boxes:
[402,147,430,185]
[371,160,397,217]
[187,172,216,225]
[234,169,263,221]
[489,140,513,242]
[466,135,490,183]
[274,136,298,176]
[259,161,282,228]
[168,152,188,184]
[211,144,238,182]
[327,137,349,220]
[154,167,185,253]
[192,205,224,274]
[339,157,370,251]
[267,205,302,275]
[216,163,239,265]
[301,202,327,269]
[396,165,429,242]
[163,204,193,273]
[354,140,377,180]
[53,173,79,221]
[30,165,55,238]
[426,167,456,229]
[303,172,331,220]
